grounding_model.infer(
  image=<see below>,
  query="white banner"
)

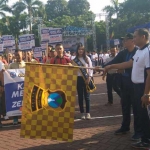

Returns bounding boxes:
[18,34,35,51]
[4,69,25,117]
[41,28,62,45]
[63,37,84,51]
[33,47,42,58]
[2,35,15,48]
[41,28,51,42]
[114,39,120,45]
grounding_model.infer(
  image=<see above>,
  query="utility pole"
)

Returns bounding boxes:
[91,14,97,51]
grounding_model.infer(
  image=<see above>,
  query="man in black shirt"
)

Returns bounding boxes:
[103,33,141,141]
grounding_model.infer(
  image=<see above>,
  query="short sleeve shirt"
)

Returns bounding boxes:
[9,61,25,69]
[50,56,70,65]
[132,44,150,83]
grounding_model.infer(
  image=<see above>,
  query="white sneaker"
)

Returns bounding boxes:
[4,116,9,120]
[86,113,91,120]
[81,113,85,120]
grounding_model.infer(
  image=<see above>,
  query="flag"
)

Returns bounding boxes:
[20,63,77,142]
[110,31,114,39]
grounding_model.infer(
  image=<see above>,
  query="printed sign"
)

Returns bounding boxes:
[49,28,62,44]
[2,35,15,48]
[41,28,50,42]
[4,69,25,116]
[33,47,42,58]
[18,34,35,51]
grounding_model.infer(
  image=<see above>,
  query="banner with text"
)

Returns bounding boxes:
[63,37,84,51]
[40,28,62,45]
[4,69,25,116]
[41,28,51,42]
[2,35,15,48]
[33,47,42,58]
[49,28,62,44]
[18,34,35,51]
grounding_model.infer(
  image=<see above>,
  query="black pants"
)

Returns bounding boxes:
[121,77,141,135]
[106,73,121,103]
[77,76,90,113]
[134,84,150,143]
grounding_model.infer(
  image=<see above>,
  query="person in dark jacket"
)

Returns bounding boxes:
[101,33,141,141]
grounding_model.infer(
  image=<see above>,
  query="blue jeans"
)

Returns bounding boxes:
[77,76,90,113]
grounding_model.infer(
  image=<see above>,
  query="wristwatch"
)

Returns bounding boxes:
[144,94,150,98]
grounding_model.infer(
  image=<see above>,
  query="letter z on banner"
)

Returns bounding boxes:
[4,69,25,116]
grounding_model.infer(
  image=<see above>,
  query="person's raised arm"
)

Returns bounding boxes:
[105,59,133,71]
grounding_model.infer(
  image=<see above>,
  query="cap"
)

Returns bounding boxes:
[48,44,53,48]
[120,33,134,40]
[51,48,55,52]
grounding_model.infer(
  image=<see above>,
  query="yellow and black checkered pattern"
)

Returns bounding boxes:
[20,63,77,142]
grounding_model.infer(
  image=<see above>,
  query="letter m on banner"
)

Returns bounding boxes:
[4,69,25,117]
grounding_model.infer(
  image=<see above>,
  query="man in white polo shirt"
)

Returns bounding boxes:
[104,28,150,149]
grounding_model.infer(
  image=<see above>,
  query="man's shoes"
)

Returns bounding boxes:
[85,113,91,120]
[4,116,9,120]
[132,141,150,149]
[105,102,113,106]
[115,128,130,135]
[131,133,141,141]
[81,113,85,120]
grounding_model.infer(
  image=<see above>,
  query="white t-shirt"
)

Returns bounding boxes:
[77,56,93,77]
[91,53,98,61]
[0,61,5,71]
[132,45,150,83]
[70,55,76,60]
[102,54,109,63]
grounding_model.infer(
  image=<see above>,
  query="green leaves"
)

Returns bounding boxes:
[68,0,90,16]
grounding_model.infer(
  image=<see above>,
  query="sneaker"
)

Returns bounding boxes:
[81,113,85,120]
[115,128,130,135]
[4,116,9,120]
[105,102,113,106]
[132,141,150,149]
[86,113,91,120]
[131,134,141,141]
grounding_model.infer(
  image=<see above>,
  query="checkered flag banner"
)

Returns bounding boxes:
[20,63,78,142]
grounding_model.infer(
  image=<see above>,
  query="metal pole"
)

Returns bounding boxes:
[92,14,97,52]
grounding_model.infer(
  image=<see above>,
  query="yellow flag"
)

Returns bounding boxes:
[20,63,77,142]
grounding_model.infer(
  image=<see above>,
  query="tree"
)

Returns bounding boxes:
[34,4,47,20]
[45,0,69,21]
[0,0,11,18]
[12,0,43,32]
[68,0,90,16]
[103,0,119,19]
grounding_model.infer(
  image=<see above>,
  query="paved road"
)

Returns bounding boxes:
[0,74,137,150]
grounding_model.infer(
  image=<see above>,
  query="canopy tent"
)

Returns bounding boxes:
[127,22,150,33]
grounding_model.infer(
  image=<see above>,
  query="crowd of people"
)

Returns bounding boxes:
[0,28,150,149]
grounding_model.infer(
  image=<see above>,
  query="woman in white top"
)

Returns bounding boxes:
[73,45,93,120]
